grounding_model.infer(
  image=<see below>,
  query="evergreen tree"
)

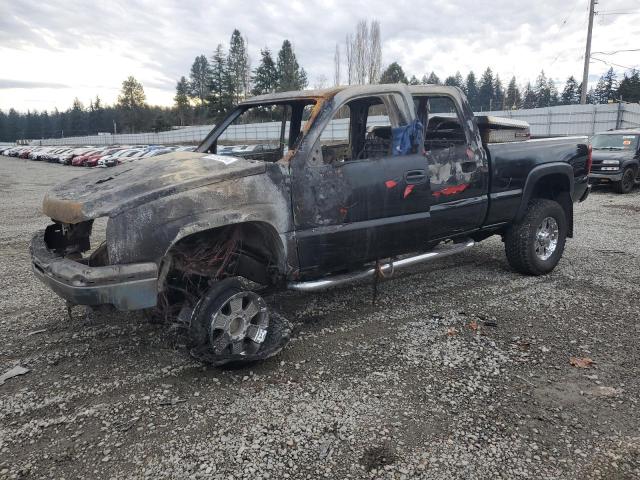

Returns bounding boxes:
[68,98,85,135]
[560,76,580,105]
[117,76,146,132]
[252,48,278,96]
[493,75,505,111]
[276,40,306,91]
[548,79,560,106]
[379,62,408,84]
[534,70,550,107]
[39,111,49,138]
[409,75,420,85]
[444,72,463,89]
[188,55,212,106]
[477,68,494,111]
[522,82,537,109]
[174,76,190,126]
[420,74,428,85]
[505,76,521,109]
[117,77,145,109]
[299,67,309,89]
[0,110,6,142]
[425,71,441,85]
[465,72,479,111]
[6,108,20,141]
[50,108,61,138]
[87,95,104,134]
[227,29,250,102]
[617,69,640,102]
[594,68,617,104]
[209,44,232,116]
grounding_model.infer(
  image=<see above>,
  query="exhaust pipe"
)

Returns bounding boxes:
[288,239,475,292]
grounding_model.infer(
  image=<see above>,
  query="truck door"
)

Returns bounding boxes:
[413,95,488,240]
[291,92,431,276]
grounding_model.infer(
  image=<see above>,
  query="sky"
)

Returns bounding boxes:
[1,0,638,112]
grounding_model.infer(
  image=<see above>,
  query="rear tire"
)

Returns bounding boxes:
[614,167,635,194]
[505,199,567,276]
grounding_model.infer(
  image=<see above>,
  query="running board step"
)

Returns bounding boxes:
[288,239,475,292]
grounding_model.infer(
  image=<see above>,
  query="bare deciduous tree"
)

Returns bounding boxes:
[345,34,354,85]
[344,19,382,85]
[354,20,368,84]
[368,20,381,84]
[333,43,341,86]
[314,74,328,90]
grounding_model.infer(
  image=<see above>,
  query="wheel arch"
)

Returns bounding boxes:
[517,163,574,238]
[160,220,288,288]
[621,159,639,171]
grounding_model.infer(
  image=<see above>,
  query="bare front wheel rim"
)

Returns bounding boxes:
[535,216,559,261]
[209,291,269,356]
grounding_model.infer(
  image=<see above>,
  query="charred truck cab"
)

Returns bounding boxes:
[31,85,591,365]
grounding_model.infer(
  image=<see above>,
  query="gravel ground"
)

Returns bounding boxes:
[0,156,639,480]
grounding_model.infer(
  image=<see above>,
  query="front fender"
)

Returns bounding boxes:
[621,159,639,171]
[106,169,292,265]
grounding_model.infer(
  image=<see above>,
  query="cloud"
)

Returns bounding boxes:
[1,0,638,111]
[0,79,70,89]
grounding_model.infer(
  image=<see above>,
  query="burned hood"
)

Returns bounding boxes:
[43,152,266,223]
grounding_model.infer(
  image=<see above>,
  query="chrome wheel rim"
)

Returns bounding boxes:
[535,216,559,261]
[209,291,269,356]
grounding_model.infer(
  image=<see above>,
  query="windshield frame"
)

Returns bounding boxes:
[197,99,318,162]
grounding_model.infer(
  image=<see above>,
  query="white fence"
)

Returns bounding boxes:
[27,103,640,147]
[481,102,640,137]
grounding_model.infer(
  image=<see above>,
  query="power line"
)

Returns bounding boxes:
[590,56,638,70]
[597,9,639,15]
[549,1,585,67]
[591,48,640,55]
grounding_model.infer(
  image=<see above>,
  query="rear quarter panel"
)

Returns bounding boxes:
[485,137,589,225]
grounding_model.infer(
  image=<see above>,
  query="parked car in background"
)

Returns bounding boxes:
[61,147,92,165]
[29,147,52,161]
[217,145,236,155]
[98,148,137,167]
[141,147,176,158]
[83,147,124,167]
[106,148,145,166]
[72,148,106,166]
[3,144,204,167]
[589,129,640,194]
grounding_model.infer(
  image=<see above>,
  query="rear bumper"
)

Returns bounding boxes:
[589,172,623,182]
[573,176,590,203]
[30,230,158,311]
[579,184,591,202]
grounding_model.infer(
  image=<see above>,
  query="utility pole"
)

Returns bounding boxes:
[580,0,597,104]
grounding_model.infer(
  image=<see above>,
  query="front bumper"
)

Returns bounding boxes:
[589,172,623,182]
[30,230,158,311]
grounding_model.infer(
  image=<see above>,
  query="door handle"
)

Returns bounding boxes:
[461,161,478,173]
[405,169,426,184]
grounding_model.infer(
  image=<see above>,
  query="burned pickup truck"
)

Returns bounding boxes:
[31,85,591,364]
